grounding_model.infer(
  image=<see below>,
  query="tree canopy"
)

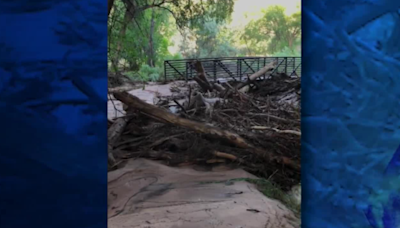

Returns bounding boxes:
[241,5,301,56]
[107,1,301,81]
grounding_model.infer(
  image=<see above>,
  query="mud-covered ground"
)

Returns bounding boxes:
[108,159,300,228]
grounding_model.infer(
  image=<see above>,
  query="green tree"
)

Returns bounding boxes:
[108,1,178,70]
[179,18,239,58]
[241,5,301,55]
[108,0,235,78]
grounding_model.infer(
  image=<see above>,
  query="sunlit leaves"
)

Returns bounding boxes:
[241,5,301,55]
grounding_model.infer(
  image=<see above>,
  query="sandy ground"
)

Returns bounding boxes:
[108,159,300,228]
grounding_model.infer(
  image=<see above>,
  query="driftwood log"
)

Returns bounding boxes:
[114,91,249,148]
[192,60,214,92]
[236,60,278,91]
[113,91,300,171]
[191,60,228,95]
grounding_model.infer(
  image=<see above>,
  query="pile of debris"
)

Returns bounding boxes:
[108,60,301,190]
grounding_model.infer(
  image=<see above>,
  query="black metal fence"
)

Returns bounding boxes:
[164,56,301,82]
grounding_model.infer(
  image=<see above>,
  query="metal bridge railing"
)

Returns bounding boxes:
[164,56,301,82]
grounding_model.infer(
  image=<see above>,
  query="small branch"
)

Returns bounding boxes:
[158,6,177,21]
[173,99,187,114]
[251,126,301,136]
[248,113,299,124]
[212,151,254,168]
[213,151,238,161]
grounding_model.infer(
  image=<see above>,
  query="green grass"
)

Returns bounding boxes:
[247,178,301,215]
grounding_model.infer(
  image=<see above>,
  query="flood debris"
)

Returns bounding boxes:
[108,61,301,190]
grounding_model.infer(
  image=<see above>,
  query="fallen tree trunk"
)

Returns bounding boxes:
[236,60,278,91]
[113,91,300,170]
[114,91,249,148]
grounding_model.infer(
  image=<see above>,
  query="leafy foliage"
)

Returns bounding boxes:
[108,1,301,81]
[241,5,301,55]
[108,0,235,80]
[179,19,241,58]
[138,64,162,81]
[167,0,235,28]
[108,1,175,71]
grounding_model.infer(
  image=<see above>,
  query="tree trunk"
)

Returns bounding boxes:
[116,7,134,56]
[113,0,137,69]
[113,91,250,148]
[108,0,115,18]
[147,8,156,67]
[288,37,294,52]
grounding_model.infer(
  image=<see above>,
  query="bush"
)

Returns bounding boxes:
[122,65,164,82]
[138,64,163,82]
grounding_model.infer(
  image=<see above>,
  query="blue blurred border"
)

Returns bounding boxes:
[0,1,107,227]
[303,1,400,227]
